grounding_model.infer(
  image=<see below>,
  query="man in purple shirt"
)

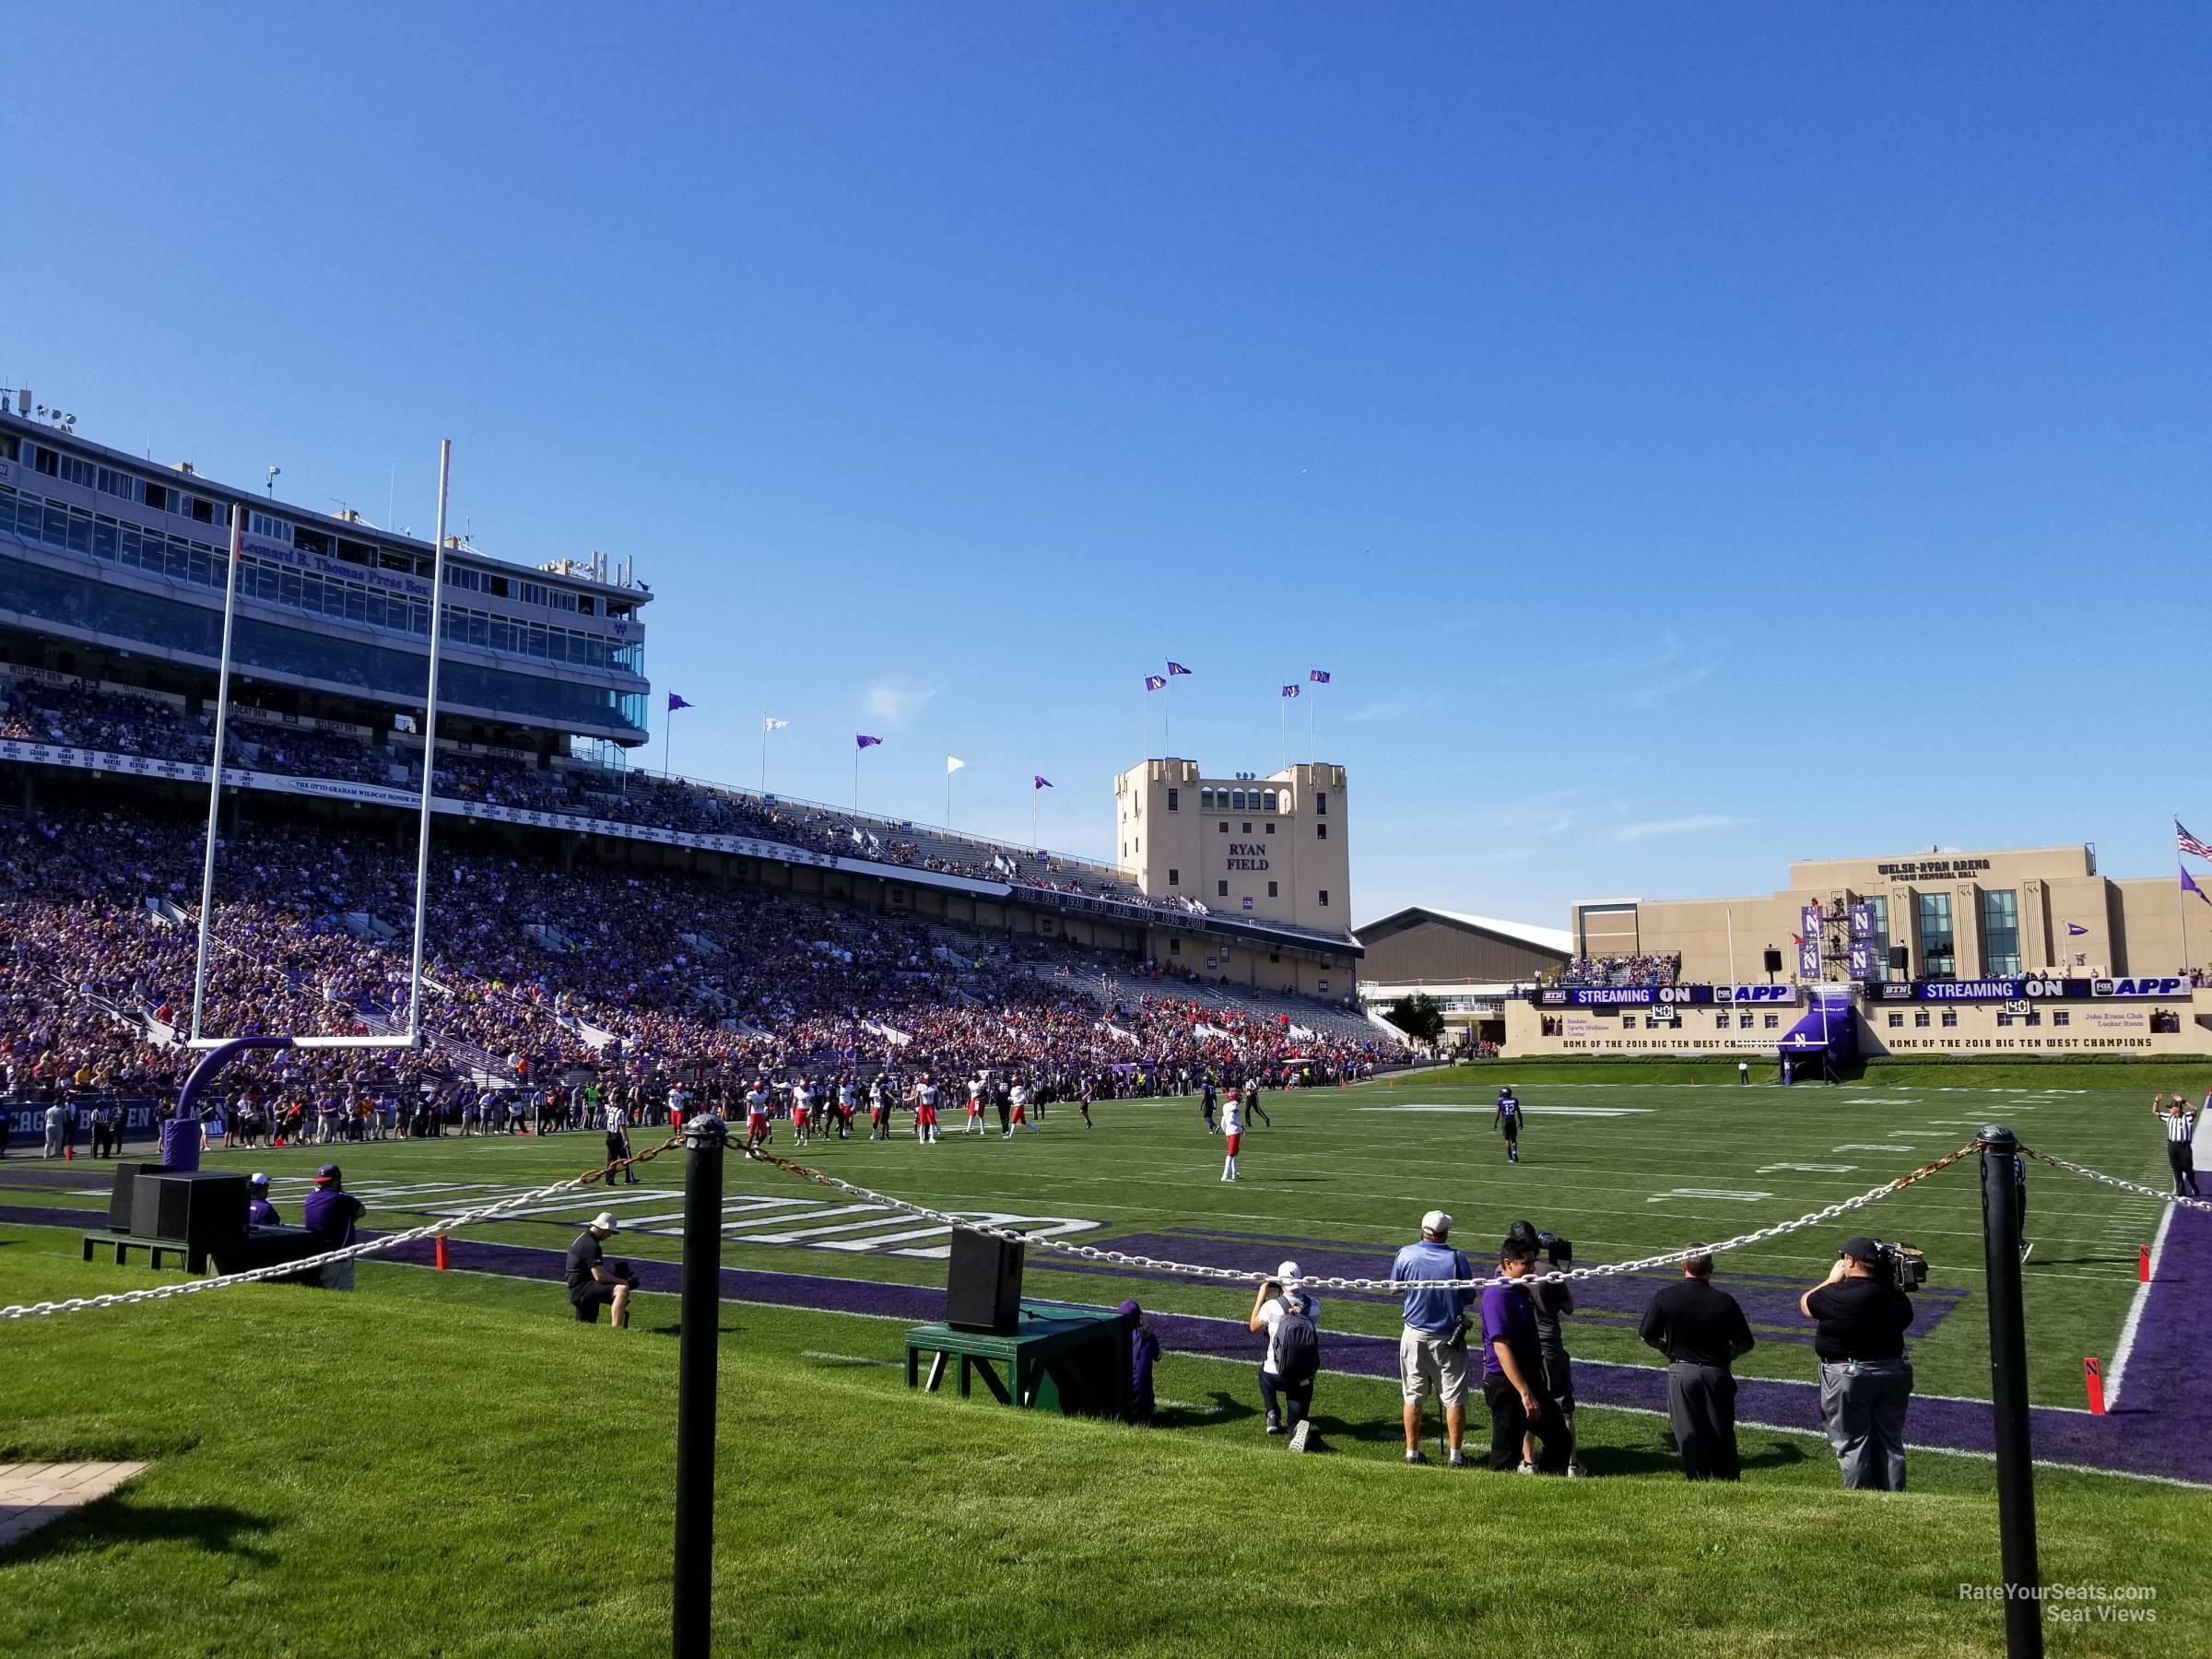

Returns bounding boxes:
[301,1164,365,1291]
[246,1172,281,1229]
[1479,1236,1569,1473]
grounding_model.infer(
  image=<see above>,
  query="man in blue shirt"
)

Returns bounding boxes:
[1480,1236,1570,1473]
[301,1164,365,1291]
[246,1172,281,1229]
[1391,1209,1476,1467]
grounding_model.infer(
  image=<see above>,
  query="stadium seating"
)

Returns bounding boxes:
[0,794,1400,1125]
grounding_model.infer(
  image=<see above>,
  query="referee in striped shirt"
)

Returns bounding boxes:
[2157,1096,2200,1197]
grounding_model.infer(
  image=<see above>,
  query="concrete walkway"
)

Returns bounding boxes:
[0,1462,147,1548]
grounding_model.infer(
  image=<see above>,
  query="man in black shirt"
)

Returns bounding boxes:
[1638,1248,1755,1480]
[566,1212,633,1328]
[1799,1235,1915,1490]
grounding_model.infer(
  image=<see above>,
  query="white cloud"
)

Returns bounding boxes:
[861,679,935,727]
[1602,631,1718,707]
[1609,814,1748,843]
[1346,691,1444,724]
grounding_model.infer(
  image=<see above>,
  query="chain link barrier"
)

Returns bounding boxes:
[19,1130,2194,1323]
[2018,1145,2212,1215]
[746,1139,1982,1292]
[0,1135,686,1321]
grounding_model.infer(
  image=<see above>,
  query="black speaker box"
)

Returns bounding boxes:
[945,1227,1025,1333]
[108,1162,166,1231]
[1889,946,1910,971]
[1762,948,1783,974]
[133,1171,249,1250]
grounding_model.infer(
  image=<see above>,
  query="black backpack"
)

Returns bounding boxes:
[1274,1303,1321,1384]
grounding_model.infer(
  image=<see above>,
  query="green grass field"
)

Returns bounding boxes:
[3,1071,2206,1656]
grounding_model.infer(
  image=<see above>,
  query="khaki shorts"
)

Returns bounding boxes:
[1399,1325,1470,1407]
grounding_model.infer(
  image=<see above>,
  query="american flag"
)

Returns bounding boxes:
[2179,819,2212,861]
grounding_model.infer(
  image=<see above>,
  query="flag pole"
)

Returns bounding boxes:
[1031,786,1039,850]
[1164,670,1172,759]
[853,747,860,811]
[1279,692,1288,771]
[2182,859,2194,978]
[947,766,952,830]
[760,718,768,794]
[1727,908,1737,989]
[1308,678,1315,763]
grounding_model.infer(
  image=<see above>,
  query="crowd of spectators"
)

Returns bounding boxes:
[1554,954,1681,988]
[0,677,1237,920]
[0,796,1397,1140]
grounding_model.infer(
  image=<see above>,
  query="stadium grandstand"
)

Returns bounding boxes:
[0,400,1395,1144]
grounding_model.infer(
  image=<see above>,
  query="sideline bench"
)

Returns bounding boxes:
[904,1300,1130,1418]
[80,1232,204,1274]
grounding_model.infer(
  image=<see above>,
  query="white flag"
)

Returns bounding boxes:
[946,755,967,775]
[762,716,788,733]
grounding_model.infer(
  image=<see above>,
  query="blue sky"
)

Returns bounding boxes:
[8,5,2207,926]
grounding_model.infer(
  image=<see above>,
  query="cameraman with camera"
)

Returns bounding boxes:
[1799,1236,1918,1490]
[1506,1220,1587,1477]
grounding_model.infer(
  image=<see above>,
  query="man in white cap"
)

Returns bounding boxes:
[1393,1209,1477,1466]
[566,1212,634,1328]
[1248,1260,1323,1451]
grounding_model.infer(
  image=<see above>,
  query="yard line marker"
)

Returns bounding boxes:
[1834,1143,1913,1153]
[1756,1163,1858,1174]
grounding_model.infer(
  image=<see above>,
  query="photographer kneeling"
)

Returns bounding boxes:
[567,1211,637,1329]
[1799,1235,1918,1490]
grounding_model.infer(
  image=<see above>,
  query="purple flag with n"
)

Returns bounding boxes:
[1280,684,1300,698]
[2184,865,2211,905]
[2065,922,2088,936]
[1144,675,1167,691]
[855,734,882,750]
[666,693,693,712]
[1033,776,1053,790]
[1166,662,1192,677]
[1309,668,1331,684]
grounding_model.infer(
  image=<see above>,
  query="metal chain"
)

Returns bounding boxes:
[0,1135,685,1321]
[2019,1146,2212,1214]
[745,1140,1981,1292]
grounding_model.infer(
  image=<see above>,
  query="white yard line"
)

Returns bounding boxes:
[2104,1202,2176,1410]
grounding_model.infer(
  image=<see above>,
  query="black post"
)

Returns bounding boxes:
[673,1114,726,1659]
[1978,1124,2042,1659]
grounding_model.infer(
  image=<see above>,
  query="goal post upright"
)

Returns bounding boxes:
[188,507,249,1044]
[406,440,453,1045]
[176,442,449,1161]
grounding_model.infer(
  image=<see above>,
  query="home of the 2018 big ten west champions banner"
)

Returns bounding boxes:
[1505,843,2212,1061]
